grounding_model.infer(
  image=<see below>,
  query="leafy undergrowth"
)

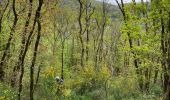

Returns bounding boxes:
[0,67,163,100]
[0,82,17,100]
[31,66,163,100]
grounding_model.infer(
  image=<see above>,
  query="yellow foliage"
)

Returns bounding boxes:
[0,96,5,100]
[43,67,56,78]
[100,66,111,78]
[63,89,71,97]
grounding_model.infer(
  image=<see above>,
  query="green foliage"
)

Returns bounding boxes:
[0,0,169,99]
[0,82,17,99]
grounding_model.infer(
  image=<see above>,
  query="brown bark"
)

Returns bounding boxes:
[159,9,169,93]
[95,0,106,68]
[11,0,33,87]
[30,19,42,100]
[85,1,90,63]
[0,0,18,81]
[34,64,41,90]
[61,40,65,80]
[18,0,43,99]
[85,2,94,64]
[30,1,43,99]
[78,0,85,67]
[164,11,170,100]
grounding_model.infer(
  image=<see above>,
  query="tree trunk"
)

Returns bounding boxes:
[61,39,65,80]
[11,0,33,87]
[30,0,43,100]
[0,0,18,81]
[78,0,84,67]
[17,0,43,99]
[164,11,170,100]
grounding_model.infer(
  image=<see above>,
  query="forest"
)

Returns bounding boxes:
[0,0,170,100]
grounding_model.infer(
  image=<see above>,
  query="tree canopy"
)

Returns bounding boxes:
[0,0,170,100]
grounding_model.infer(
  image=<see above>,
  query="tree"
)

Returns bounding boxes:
[0,0,18,81]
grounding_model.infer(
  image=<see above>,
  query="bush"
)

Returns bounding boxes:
[0,82,17,99]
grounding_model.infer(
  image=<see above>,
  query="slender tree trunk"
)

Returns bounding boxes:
[78,0,84,67]
[164,11,170,100]
[18,0,43,99]
[30,22,41,100]
[34,64,41,90]
[99,0,106,63]
[30,0,43,100]
[85,1,93,64]
[11,0,33,87]
[159,9,168,93]
[0,0,18,81]
[61,39,65,80]
[85,1,89,63]
[95,0,106,68]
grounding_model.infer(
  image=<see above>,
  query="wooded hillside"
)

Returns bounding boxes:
[0,0,170,100]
